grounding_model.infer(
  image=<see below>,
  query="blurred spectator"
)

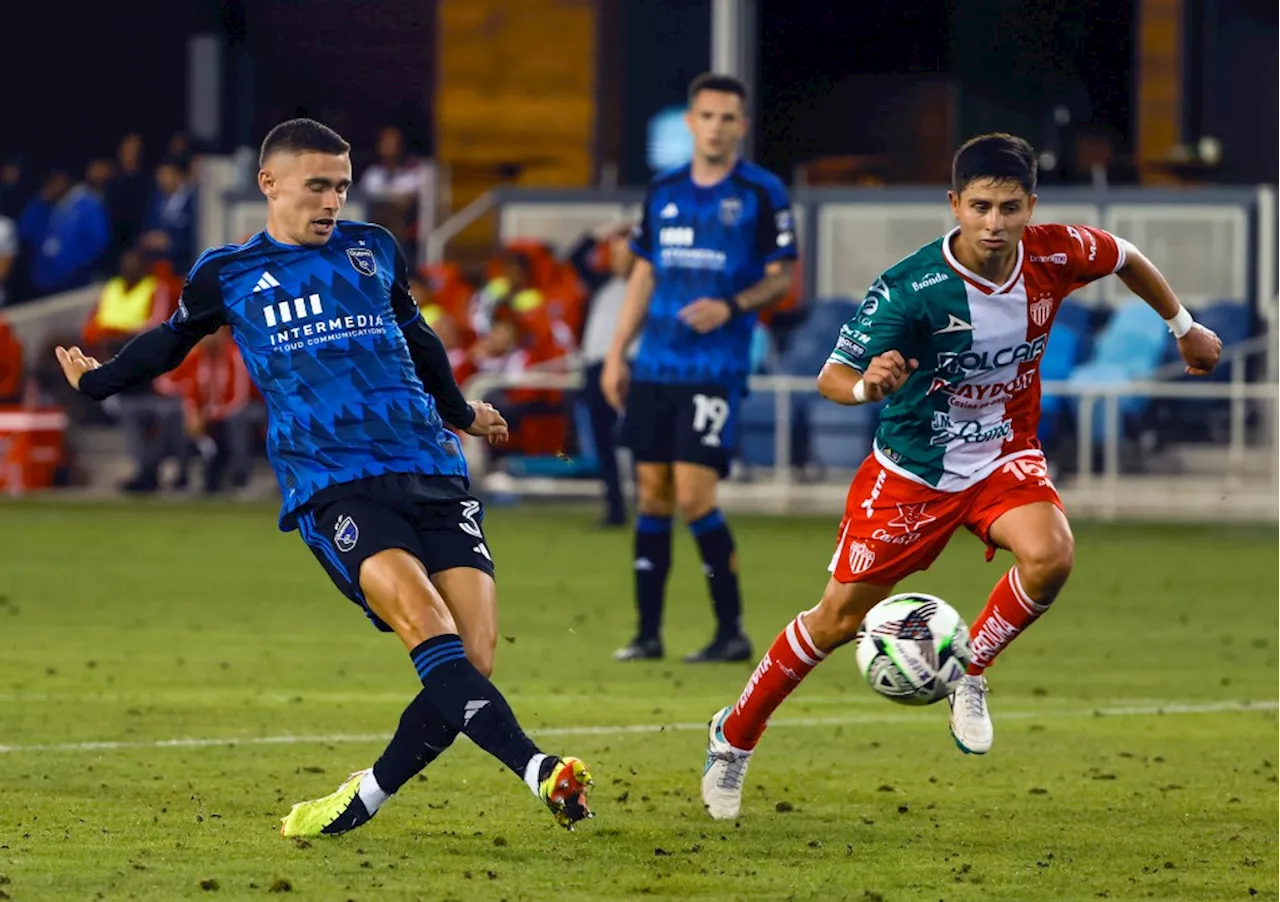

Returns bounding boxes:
[139,157,197,272]
[165,130,193,169]
[0,156,30,219]
[16,170,71,261]
[471,250,546,336]
[83,246,177,492]
[419,262,477,340]
[0,314,24,404]
[359,125,421,263]
[162,327,252,494]
[410,274,470,377]
[567,222,636,526]
[0,212,15,307]
[1070,125,1137,188]
[107,133,151,252]
[28,159,113,295]
[82,247,172,353]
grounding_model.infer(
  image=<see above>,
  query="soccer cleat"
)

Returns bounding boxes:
[683,633,752,664]
[280,769,373,838]
[612,636,664,661]
[948,674,993,754]
[539,756,594,830]
[701,707,752,819]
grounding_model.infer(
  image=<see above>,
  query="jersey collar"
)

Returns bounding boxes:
[941,226,1024,295]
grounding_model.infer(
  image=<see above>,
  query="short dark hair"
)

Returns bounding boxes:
[951,133,1037,195]
[688,72,749,109]
[259,118,350,168]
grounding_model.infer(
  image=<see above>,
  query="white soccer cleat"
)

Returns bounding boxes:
[701,706,752,820]
[948,674,993,754]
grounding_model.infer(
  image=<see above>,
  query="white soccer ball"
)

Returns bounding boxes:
[854,593,972,706]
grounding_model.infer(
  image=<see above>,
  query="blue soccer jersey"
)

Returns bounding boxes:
[165,221,467,527]
[629,159,796,389]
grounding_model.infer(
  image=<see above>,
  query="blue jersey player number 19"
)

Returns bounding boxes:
[601,73,798,666]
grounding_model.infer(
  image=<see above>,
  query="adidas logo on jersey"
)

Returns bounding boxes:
[660,202,679,219]
[263,294,323,328]
[253,271,281,292]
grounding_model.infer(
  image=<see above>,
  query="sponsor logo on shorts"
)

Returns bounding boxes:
[870,528,923,546]
[887,502,936,535]
[860,469,887,518]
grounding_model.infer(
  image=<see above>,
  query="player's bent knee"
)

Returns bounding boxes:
[675,495,715,524]
[1017,536,1075,598]
[467,645,495,678]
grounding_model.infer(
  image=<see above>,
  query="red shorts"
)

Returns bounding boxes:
[829,453,1064,585]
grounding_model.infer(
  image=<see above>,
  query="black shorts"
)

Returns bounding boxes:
[297,472,495,632]
[619,381,741,477]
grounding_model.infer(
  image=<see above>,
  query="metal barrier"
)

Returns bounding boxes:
[459,369,1279,522]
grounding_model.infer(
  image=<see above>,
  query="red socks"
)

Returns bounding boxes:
[721,612,828,750]
[967,565,1050,675]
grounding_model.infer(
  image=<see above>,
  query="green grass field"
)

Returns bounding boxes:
[0,501,1275,902]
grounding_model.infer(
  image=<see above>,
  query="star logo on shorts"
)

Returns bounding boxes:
[887,502,936,534]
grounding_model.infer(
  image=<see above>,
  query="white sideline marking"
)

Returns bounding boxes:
[0,699,1272,756]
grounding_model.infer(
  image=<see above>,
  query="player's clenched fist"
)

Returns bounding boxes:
[465,400,510,445]
[857,350,918,403]
[54,345,101,391]
[1177,323,1222,377]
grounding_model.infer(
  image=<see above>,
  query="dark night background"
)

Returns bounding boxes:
[0,0,1273,185]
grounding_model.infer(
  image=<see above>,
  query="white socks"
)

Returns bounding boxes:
[523,753,548,797]
[357,769,389,814]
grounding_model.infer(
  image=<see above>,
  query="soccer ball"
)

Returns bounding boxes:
[854,593,972,706]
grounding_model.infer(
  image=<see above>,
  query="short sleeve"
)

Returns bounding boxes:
[167,256,227,338]
[827,277,909,373]
[754,178,797,264]
[630,186,655,261]
[1064,224,1126,288]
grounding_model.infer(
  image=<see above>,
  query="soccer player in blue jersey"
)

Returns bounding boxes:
[601,73,797,663]
[54,118,593,836]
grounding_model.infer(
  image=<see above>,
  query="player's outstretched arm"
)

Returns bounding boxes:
[601,258,655,410]
[57,325,203,400]
[1116,242,1221,376]
[817,351,917,406]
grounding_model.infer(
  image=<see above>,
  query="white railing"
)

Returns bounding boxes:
[459,369,1279,522]
[425,190,496,265]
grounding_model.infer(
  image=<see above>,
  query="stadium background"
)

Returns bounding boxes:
[0,3,1276,900]
[0,0,1275,519]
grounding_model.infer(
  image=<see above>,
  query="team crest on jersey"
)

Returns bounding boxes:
[719,197,742,226]
[1030,292,1054,327]
[334,515,359,552]
[346,247,377,277]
